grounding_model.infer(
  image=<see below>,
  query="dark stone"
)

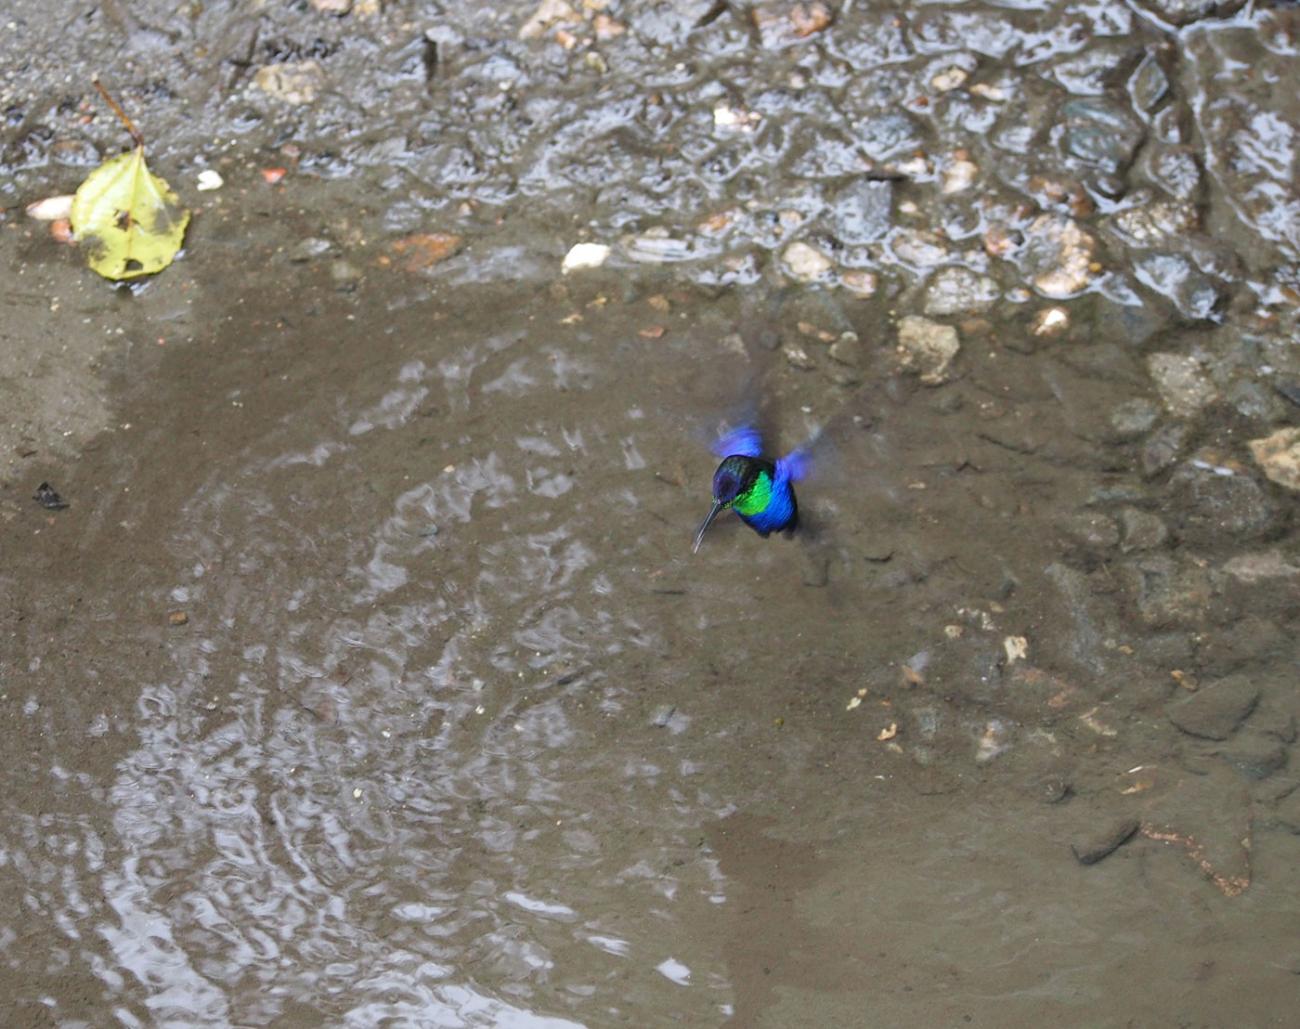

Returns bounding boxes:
[1221,733,1287,781]
[1119,507,1168,552]
[1071,817,1140,865]
[1109,399,1161,440]
[1061,511,1121,552]
[1194,617,1291,678]
[1062,99,1144,174]
[1132,0,1246,27]
[1125,555,1211,628]
[854,111,925,162]
[830,179,893,245]
[1037,775,1072,804]
[1043,562,1114,676]
[1133,253,1224,321]
[1129,53,1169,113]
[1053,42,1142,97]
[1224,380,1285,423]
[1273,376,1300,409]
[1143,145,1202,202]
[1141,424,1188,478]
[1167,674,1260,740]
[1248,699,1297,744]
[1168,463,1283,546]
[1271,790,1300,834]
[1090,287,1171,347]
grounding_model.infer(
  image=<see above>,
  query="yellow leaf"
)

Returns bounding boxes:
[70,145,190,280]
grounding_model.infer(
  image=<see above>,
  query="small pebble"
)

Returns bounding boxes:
[289,237,334,263]
[784,344,815,370]
[1032,307,1069,337]
[562,242,611,274]
[839,270,878,297]
[1071,817,1139,865]
[781,242,833,282]
[651,704,676,728]
[931,66,969,92]
[330,259,362,289]
[1248,427,1300,492]
[26,195,74,221]
[33,482,70,510]
[941,158,978,194]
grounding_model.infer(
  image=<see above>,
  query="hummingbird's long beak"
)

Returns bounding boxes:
[692,501,725,554]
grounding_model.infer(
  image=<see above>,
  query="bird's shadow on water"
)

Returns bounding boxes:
[705,811,864,1027]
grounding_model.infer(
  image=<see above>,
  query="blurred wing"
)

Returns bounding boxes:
[775,445,814,484]
[775,419,832,483]
[712,423,764,458]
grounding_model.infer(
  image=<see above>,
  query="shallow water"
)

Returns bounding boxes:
[2,1,1299,1026]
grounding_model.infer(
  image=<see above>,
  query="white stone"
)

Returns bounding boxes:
[923,267,999,316]
[25,194,74,220]
[897,316,960,385]
[1032,307,1069,337]
[253,60,325,105]
[1248,426,1300,491]
[781,241,832,282]
[931,66,969,92]
[941,158,978,194]
[1147,353,1218,419]
[1025,214,1096,298]
[561,242,610,274]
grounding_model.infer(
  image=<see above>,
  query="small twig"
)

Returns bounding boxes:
[92,78,144,148]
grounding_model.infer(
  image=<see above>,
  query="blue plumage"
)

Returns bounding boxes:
[693,423,816,552]
[711,425,764,459]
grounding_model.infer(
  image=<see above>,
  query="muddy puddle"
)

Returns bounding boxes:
[2,1,1299,1026]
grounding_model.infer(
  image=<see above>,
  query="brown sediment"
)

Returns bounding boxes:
[1139,822,1252,898]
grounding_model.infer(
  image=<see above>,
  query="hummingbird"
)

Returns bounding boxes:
[692,423,815,553]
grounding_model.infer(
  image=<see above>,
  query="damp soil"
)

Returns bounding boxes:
[2,2,1299,1027]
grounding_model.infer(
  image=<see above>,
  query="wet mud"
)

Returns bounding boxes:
[2,1,1298,1026]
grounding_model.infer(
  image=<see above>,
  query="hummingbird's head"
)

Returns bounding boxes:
[694,455,768,553]
[711,454,761,506]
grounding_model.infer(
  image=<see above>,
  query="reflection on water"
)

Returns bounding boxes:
[77,316,748,1024]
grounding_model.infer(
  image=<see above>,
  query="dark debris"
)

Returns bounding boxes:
[32,482,69,510]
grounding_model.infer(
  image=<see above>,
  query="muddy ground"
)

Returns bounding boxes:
[1,1,1298,1026]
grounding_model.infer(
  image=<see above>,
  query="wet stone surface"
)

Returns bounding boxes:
[1168,675,1263,741]
[2,0,1300,1026]
[1071,816,1141,866]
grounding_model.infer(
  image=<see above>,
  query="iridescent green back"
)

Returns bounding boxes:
[733,469,773,516]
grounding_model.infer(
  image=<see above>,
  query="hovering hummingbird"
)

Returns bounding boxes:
[692,423,815,553]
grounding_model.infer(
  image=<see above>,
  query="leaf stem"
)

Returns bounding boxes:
[92,78,144,149]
